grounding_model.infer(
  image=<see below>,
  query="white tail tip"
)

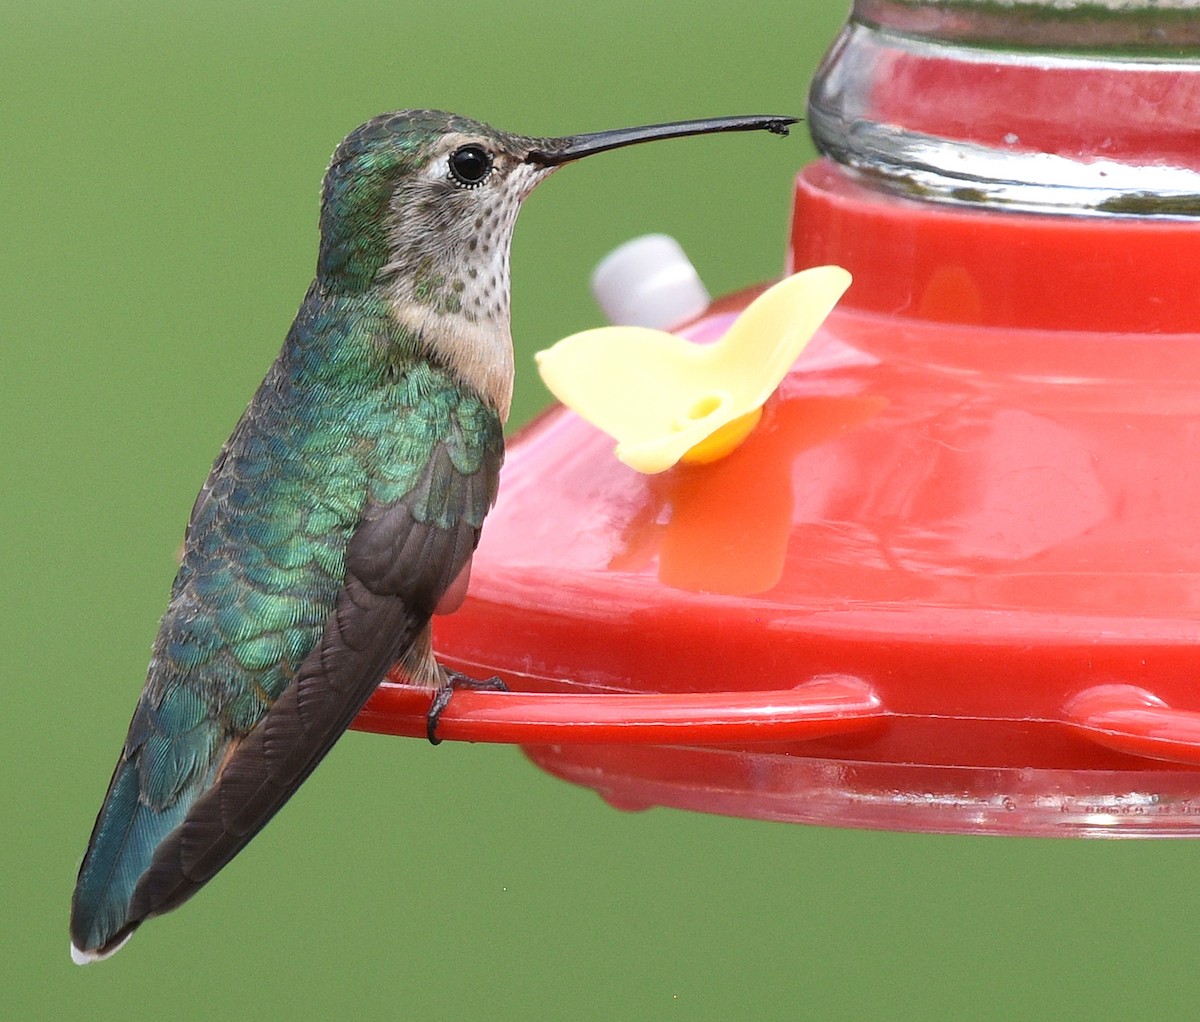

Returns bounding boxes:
[71,931,132,965]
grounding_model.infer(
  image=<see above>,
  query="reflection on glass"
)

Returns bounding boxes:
[809,0,1200,215]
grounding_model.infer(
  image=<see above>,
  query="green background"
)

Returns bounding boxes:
[3,2,1196,1018]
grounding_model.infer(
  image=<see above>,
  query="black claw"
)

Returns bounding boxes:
[425,671,508,745]
[425,686,453,746]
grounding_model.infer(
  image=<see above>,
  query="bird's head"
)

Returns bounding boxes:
[316,109,797,313]
[314,109,795,417]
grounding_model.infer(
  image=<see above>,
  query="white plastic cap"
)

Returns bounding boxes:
[590,234,711,328]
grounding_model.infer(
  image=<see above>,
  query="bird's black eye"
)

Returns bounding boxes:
[448,145,494,188]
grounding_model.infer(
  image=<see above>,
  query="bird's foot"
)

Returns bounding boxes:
[426,670,508,745]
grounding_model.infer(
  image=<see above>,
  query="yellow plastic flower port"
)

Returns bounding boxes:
[535,265,852,474]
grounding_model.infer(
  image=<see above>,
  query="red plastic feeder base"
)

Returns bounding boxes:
[355,160,1200,837]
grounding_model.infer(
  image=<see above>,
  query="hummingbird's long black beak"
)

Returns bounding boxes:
[526,114,798,165]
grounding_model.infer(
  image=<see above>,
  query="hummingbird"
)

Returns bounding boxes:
[69,109,795,963]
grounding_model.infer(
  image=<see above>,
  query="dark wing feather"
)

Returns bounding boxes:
[125,571,418,920]
[100,435,501,949]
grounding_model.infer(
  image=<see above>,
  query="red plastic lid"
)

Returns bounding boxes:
[788,161,1200,334]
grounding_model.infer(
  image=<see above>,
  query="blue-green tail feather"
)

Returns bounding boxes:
[71,758,193,958]
[71,684,223,960]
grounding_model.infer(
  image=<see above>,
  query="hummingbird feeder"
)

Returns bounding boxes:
[355,0,1200,837]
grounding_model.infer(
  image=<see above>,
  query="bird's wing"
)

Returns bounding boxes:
[72,428,502,958]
